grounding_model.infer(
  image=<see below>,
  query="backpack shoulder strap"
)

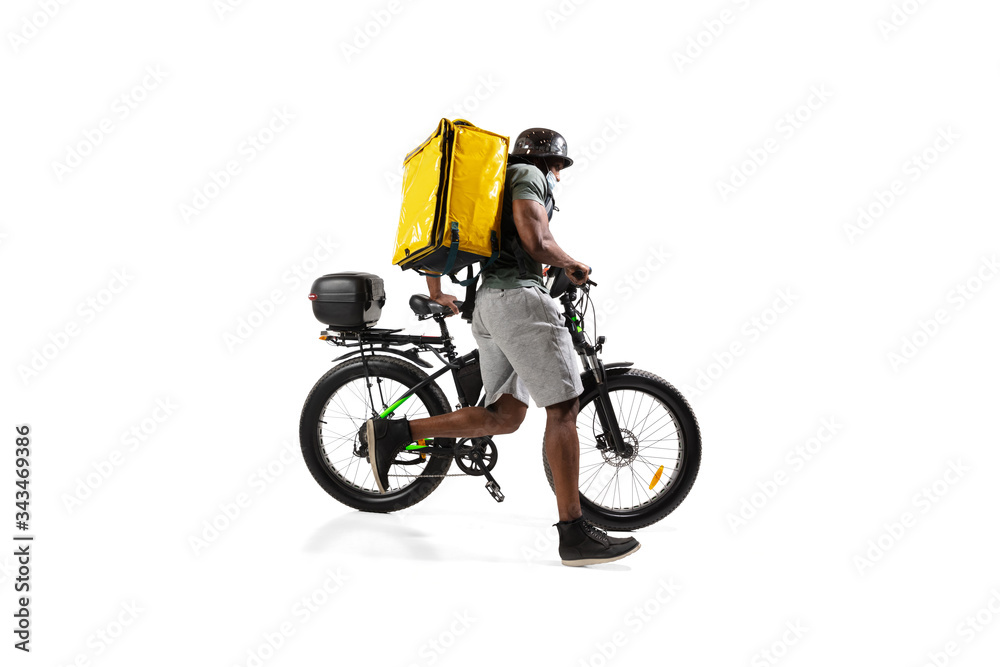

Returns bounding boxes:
[459,265,478,322]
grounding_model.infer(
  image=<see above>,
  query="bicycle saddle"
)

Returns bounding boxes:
[409,294,463,317]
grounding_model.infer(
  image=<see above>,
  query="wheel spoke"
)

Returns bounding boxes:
[312,372,439,496]
[579,461,610,495]
[573,383,687,513]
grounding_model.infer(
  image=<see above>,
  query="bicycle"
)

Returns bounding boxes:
[299,268,701,530]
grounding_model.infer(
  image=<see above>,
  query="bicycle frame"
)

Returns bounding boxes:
[318,281,632,457]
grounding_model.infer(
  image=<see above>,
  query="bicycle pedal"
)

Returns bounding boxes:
[485,480,504,503]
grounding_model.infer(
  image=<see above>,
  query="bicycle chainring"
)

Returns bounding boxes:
[453,437,498,476]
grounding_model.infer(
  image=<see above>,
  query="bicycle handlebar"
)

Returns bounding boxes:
[570,267,597,287]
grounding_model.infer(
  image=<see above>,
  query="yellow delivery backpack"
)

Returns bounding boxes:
[392,118,509,280]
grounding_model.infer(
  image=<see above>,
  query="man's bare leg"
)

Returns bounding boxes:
[409,393,527,440]
[544,396,582,522]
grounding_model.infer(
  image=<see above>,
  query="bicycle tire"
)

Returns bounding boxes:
[300,355,454,513]
[542,368,701,530]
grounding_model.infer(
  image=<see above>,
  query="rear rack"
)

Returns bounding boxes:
[319,328,445,346]
[320,328,403,339]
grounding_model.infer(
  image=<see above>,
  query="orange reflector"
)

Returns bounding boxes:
[649,465,664,490]
[319,335,328,340]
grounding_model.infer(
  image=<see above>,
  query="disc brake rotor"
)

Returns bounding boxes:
[600,428,639,467]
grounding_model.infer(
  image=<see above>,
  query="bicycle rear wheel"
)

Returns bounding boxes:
[542,368,701,530]
[300,356,454,513]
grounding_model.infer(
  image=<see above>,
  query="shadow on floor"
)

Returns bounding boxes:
[304,509,646,570]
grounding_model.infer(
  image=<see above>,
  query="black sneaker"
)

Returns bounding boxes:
[360,417,413,494]
[555,517,641,566]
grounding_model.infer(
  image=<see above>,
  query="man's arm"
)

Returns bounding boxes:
[512,199,589,284]
[426,275,460,314]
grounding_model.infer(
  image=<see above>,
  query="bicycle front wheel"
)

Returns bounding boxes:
[299,356,454,513]
[542,368,701,530]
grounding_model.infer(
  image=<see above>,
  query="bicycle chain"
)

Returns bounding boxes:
[386,440,493,478]
[387,472,468,478]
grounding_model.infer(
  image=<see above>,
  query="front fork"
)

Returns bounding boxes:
[561,289,630,457]
[580,353,630,458]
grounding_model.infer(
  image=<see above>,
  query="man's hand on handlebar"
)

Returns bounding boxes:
[566,261,591,286]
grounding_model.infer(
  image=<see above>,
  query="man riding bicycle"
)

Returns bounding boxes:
[362,128,640,566]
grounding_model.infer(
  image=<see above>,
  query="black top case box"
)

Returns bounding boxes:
[309,272,385,330]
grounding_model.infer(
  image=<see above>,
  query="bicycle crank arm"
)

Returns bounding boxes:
[482,468,504,502]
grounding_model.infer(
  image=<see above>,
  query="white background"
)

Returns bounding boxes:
[3,0,999,665]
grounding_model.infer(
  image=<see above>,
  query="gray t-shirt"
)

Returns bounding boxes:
[480,162,548,291]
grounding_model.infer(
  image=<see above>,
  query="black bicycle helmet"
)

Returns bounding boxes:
[510,128,573,168]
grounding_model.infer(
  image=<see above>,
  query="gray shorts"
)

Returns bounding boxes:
[470,284,584,409]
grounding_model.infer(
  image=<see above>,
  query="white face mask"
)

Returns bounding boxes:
[546,169,558,193]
